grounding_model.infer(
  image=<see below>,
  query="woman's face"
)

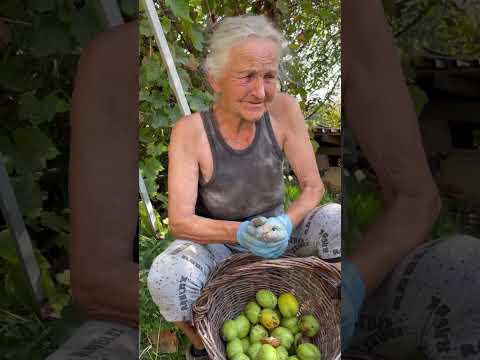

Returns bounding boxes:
[210,37,280,122]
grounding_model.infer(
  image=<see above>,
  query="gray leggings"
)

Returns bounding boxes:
[347,234,480,360]
[147,204,341,322]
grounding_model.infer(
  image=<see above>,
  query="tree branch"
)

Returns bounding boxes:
[304,73,340,121]
[0,17,31,26]
[394,1,436,38]
[158,2,198,56]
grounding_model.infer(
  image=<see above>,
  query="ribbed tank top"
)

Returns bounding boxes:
[195,106,285,226]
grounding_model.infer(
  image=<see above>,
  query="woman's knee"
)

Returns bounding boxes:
[290,203,342,260]
[147,240,216,322]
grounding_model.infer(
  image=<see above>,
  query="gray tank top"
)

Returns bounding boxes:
[195,106,285,226]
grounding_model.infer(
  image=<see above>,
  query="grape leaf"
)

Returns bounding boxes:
[150,111,169,128]
[0,229,18,264]
[18,92,68,124]
[29,0,56,13]
[13,127,59,174]
[165,0,193,23]
[31,14,71,57]
[40,212,69,232]
[119,0,138,17]
[70,3,102,46]
[12,173,46,219]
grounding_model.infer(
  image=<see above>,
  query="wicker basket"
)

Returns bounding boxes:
[192,253,341,360]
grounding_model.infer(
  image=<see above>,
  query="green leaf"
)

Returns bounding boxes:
[13,127,59,173]
[408,85,429,116]
[187,93,207,112]
[139,127,155,143]
[0,59,43,92]
[29,0,56,13]
[54,271,69,288]
[140,18,154,37]
[140,156,163,196]
[18,92,68,124]
[36,250,57,300]
[147,90,166,109]
[165,0,193,23]
[119,0,138,17]
[49,290,71,315]
[382,0,396,18]
[31,14,71,57]
[147,142,168,157]
[70,3,103,46]
[141,58,165,86]
[161,16,172,34]
[40,212,69,232]
[0,229,18,264]
[276,0,289,14]
[56,0,75,23]
[150,112,169,128]
[347,192,383,233]
[177,67,192,92]
[12,173,46,219]
[190,26,204,51]
[142,156,164,179]
[139,88,150,102]
[167,106,182,124]
[0,135,15,172]
[54,232,70,250]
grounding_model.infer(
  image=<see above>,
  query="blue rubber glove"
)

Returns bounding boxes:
[237,215,292,259]
[256,214,292,243]
[341,258,365,351]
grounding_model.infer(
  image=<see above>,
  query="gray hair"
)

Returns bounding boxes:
[204,15,288,80]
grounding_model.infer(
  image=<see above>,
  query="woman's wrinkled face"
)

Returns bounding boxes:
[210,37,280,122]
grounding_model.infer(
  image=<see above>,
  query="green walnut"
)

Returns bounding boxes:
[248,342,263,360]
[256,290,278,309]
[235,314,251,338]
[241,337,251,353]
[297,343,321,360]
[222,319,239,341]
[281,317,299,335]
[245,301,262,324]
[250,324,269,343]
[299,315,320,338]
[271,327,294,349]
[277,293,299,318]
[260,309,280,330]
[257,344,280,360]
[227,338,244,359]
[233,354,251,360]
[276,346,289,360]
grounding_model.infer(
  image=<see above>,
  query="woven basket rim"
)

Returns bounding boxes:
[192,254,341,360]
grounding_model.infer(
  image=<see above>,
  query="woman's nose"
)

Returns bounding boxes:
[252,78,265,99]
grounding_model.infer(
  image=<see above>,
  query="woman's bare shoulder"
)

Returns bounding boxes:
[170,112,205,148]
[268,92,299,118]
[270,92,299,111]
[172,112,203,133]
[269,92,303,127]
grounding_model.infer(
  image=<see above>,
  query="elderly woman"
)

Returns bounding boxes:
[147,15,341,359]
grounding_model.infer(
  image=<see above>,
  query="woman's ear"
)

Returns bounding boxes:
[207,72,221,94]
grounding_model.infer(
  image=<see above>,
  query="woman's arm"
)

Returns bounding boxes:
[343,0,442,295]
[69,22,138,327]
[167,116,240,244]
[276,94,325,228]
